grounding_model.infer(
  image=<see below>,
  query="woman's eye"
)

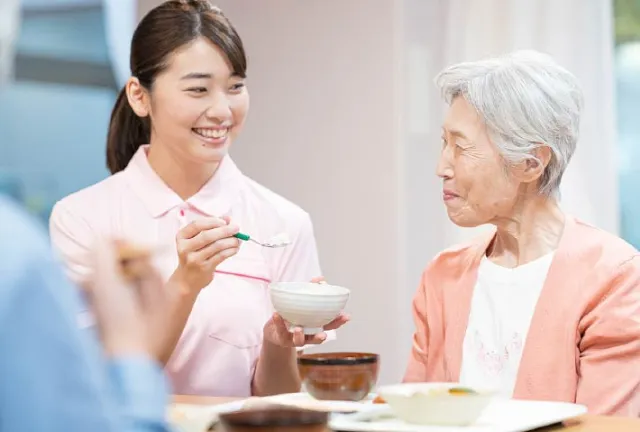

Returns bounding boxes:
[187,87,207,94]
[230,83,245,92]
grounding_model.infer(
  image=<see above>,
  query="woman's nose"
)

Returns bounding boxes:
[436,143,454,179]
[206,92,231,122]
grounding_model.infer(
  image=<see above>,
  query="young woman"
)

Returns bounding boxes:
[50,0,347,397]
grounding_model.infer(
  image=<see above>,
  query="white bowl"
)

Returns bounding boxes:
[269,282,350,334]
[377,382,496,426]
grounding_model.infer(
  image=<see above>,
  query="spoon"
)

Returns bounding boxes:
[234,232,291,248]
[178,211,291,248]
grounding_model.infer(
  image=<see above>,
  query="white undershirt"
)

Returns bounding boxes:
[459,252,554,398]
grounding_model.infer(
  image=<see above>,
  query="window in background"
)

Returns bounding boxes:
[615,0,640,247]
[0,1,116,225]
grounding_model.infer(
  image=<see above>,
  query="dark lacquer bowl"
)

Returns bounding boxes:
[297,352,380,401]
[218,405,329,432]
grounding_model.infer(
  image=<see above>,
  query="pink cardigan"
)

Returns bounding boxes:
[403,217,640,416]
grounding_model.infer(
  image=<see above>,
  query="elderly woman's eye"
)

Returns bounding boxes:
[454,139,468,149]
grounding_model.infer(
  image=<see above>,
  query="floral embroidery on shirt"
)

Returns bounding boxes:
[471,331,523,376]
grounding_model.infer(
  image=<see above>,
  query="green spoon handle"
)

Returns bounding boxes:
[234,232,250,241]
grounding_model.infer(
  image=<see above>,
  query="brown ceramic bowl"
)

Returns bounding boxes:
[218,406,329,432]
[297,352,379,402]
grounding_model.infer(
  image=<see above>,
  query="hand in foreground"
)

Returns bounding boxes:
[263,277,350,347]
[173,216,241,292]
[85,239,170,358]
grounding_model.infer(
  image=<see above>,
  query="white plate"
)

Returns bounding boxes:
[329,399,587,432]
[262,392,378,413]
[169,400,246,432]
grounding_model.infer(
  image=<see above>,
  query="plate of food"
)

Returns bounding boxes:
[261,392,380,413]
[169,399,271,432]
[330,383,587,432]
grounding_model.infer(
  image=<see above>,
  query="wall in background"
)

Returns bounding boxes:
[0,5,113,224]
[614,0,640,248]
[0,82,113,219]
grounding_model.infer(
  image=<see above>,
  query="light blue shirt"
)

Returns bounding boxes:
[0,196,171,432]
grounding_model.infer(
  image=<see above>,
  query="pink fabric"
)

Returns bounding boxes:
[403,217,640,416]
[50,145,326,397]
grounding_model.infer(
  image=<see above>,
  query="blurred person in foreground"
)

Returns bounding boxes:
[0,194,171,431]
[403,50,640,416]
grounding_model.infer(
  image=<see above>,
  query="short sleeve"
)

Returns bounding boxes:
[49,200,96,286]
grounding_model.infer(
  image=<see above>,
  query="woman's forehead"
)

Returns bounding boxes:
[444,98,482,128]
[163,38,234,79]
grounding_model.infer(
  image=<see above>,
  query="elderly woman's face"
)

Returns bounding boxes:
[437,97,521,227]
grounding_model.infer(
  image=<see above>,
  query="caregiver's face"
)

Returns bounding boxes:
[436,97,522,227]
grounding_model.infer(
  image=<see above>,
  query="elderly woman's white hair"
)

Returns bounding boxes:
[435,50,584,197]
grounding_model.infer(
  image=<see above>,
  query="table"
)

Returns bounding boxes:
[173,395,640,431]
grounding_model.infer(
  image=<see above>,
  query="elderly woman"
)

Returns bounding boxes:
[403,50,640,417]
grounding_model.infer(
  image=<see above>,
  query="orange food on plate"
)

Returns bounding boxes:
[372,395,386,404]
[448,387,477,396]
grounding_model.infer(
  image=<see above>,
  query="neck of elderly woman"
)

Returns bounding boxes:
[487,192,564,268]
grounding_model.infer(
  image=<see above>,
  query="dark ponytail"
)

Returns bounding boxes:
[104,0,246,175]
[106,87,150,174]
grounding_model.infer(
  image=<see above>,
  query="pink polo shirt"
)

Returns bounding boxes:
[49,145,327,397]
